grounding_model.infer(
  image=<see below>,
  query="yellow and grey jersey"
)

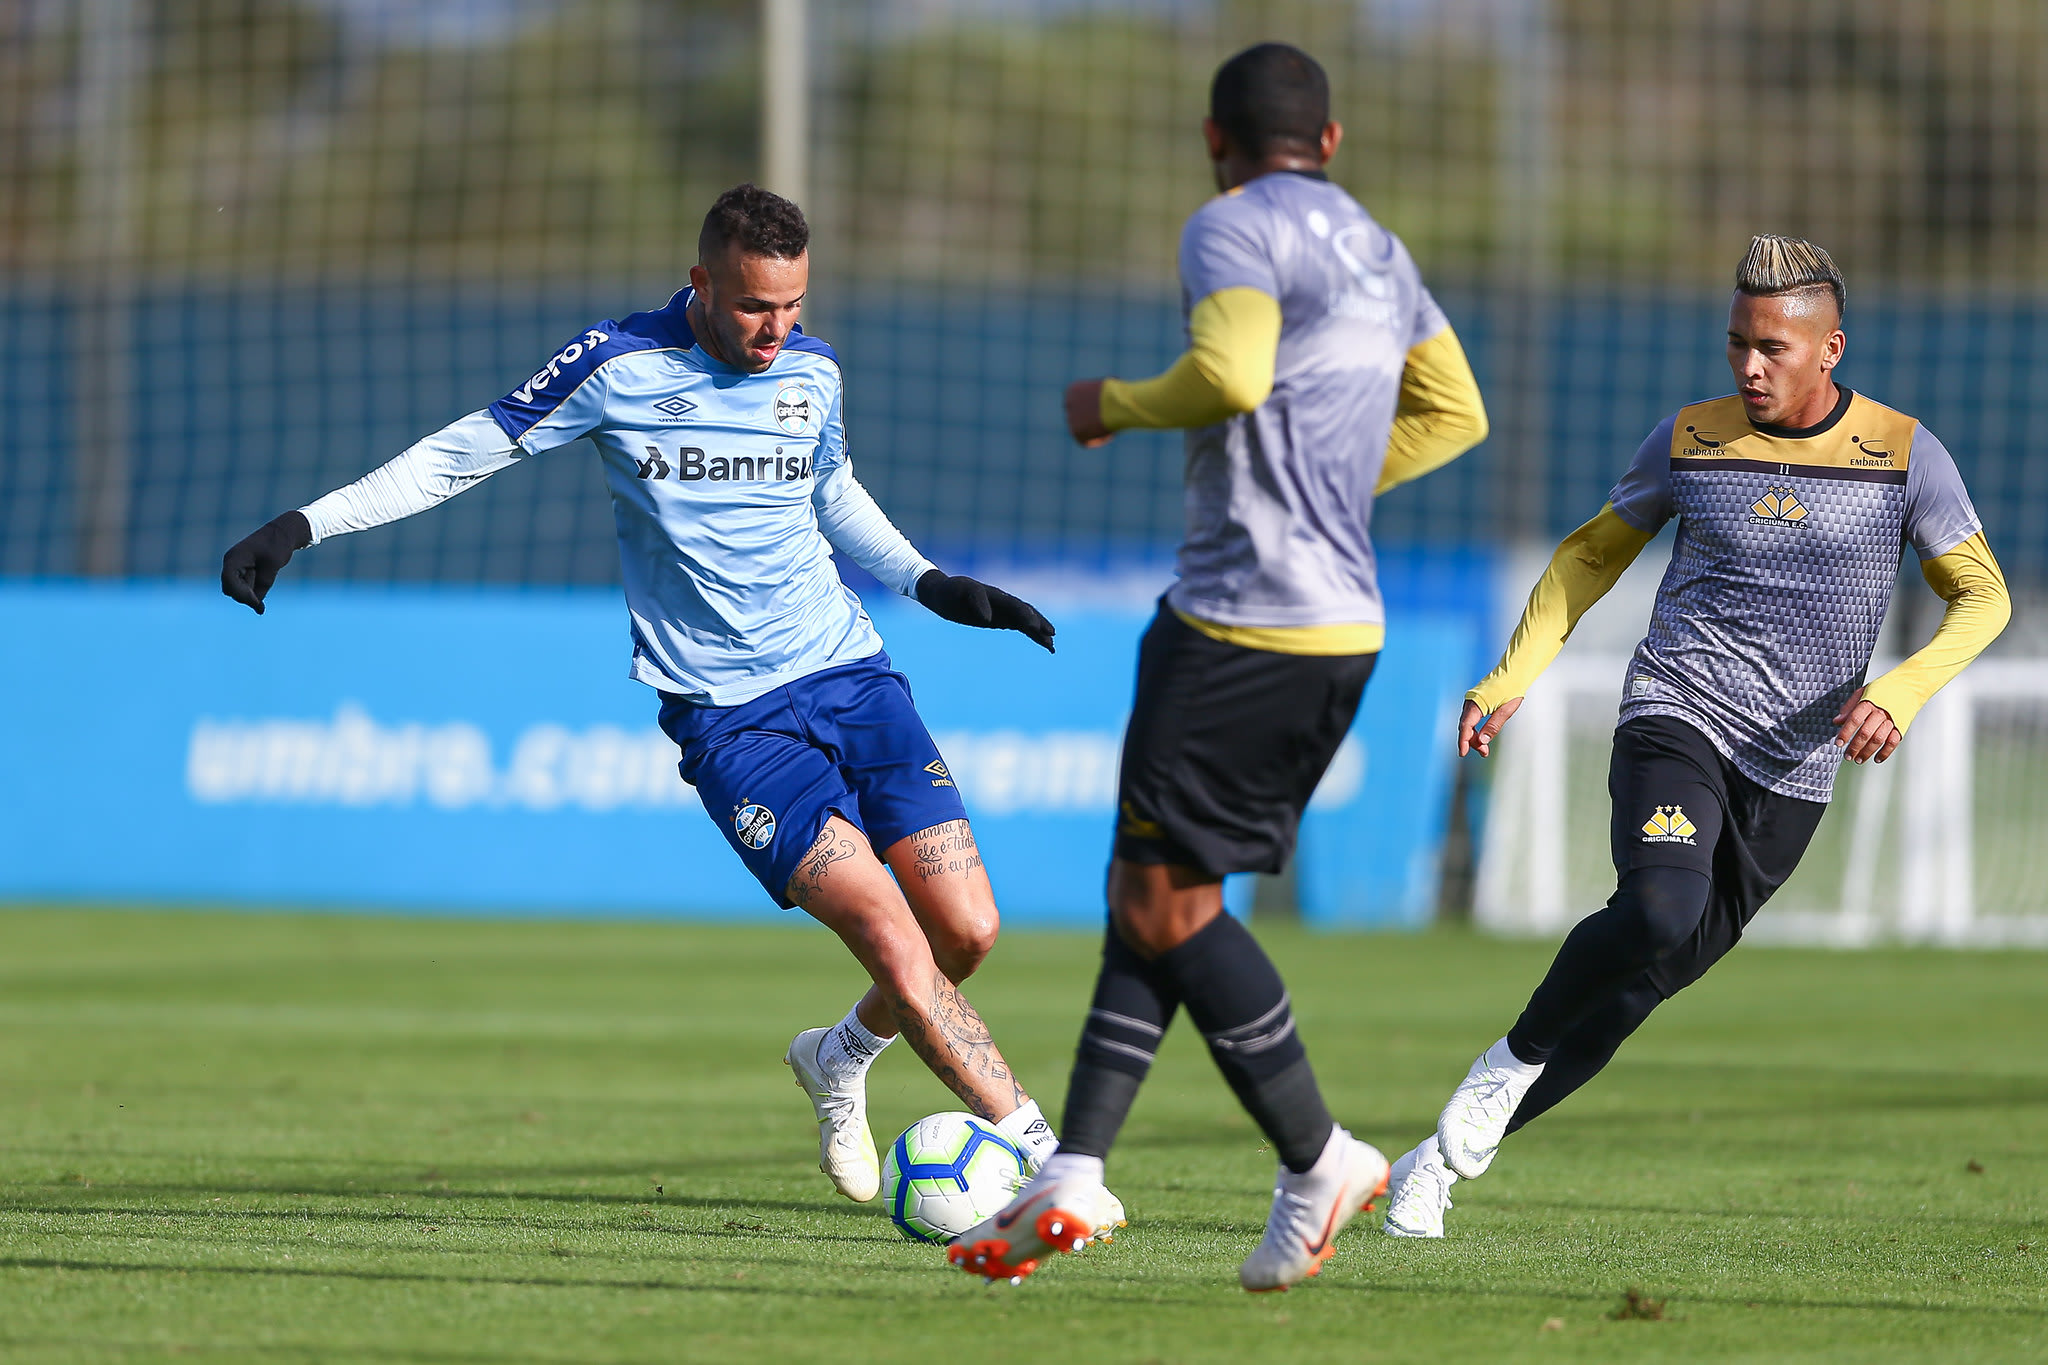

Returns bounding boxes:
[1610,388,1982,801]
[1167,171,1449,631]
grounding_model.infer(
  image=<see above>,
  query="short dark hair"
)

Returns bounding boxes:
[698,184,809,263]
[1210,43,1329,158]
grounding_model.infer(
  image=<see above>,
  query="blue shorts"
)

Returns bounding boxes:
[658,652,968,909]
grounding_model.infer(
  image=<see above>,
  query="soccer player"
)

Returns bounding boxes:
[220,185,1122,1228]
[951,44,1488,1290]
[1380,235,2012,1239]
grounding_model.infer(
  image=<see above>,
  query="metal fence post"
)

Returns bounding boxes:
[73,0,142,578]
[762,0,809,208]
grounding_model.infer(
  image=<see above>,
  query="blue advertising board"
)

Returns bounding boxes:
[0,583,1468,927]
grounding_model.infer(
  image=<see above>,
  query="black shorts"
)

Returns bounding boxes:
[1113,605,1376,878]
[1608,714,1826,997]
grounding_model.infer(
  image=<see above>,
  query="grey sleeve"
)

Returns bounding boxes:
[1177,197,1278,302]
[1407,280,1450,350]
[1606,415,1679,532]
[1395,236,1449,348]
[1902,426,1983,559]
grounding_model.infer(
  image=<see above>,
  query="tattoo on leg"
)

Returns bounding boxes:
[887,967,1028,1119]
[908,819,984,884]
[786,822,859,908]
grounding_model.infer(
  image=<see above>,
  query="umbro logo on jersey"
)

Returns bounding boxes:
[1748,487,1810,524]
[653,394,697,421]
[924,759,955,789]
[1641,805,1698,844]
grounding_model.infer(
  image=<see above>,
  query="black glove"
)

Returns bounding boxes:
[221,510,313,615]
[915,569,1056,653]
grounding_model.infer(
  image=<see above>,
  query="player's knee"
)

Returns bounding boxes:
[930,910,999,981]
[1107,897,1184,959]
[1106,859,1221,958]
[1619,865,1711,958]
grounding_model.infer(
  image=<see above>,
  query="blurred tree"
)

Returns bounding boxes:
[5,0,2041,286]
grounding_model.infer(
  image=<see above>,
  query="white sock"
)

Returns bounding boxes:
[816,1004,892,1085]
[1293,1122,1349,1183]
[1483,1035,1544,1080]
[995,1099,1059,1170]
[1034,1150,1104,1187]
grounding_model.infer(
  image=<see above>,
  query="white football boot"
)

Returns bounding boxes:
[1089,1185,1128,1244]
[783,1027,880,1203]
[1381,1136,1456,1238]
[949,1154,1110,1283]
[1009,1142,1127,1246]
[1435,1038,1543,1180]
[1238,1127,1391,1293]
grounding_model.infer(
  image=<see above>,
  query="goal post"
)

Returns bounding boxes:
[1474,656,2048,947]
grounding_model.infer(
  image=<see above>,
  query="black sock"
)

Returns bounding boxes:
[1505,976,1663,1134]
[1506,865,1709,1064]
[1057,923,1182,1159]
[1152,913,1334,1174]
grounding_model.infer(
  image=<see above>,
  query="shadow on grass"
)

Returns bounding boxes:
[0,1187,890,1233]
[1512,1062,2048,1130]
[0,1208,903,1256]
[0,1336,579,1365]
[0,1145,804,1180]
[0,1252,976,1300]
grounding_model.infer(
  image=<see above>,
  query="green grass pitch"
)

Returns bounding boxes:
[1,907,2043,1363]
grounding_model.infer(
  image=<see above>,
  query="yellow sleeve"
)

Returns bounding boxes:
[1862,533,2011,733]
[1376,326,1488,494]
[1466,505,1655,714]
[1099,287,1279,430]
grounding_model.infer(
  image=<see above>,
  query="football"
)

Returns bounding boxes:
[881,1112,1028,1243]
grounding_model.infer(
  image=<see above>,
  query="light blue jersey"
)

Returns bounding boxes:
[485,289,924,705]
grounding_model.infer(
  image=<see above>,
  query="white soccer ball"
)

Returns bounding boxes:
[882,1111,1027,1243]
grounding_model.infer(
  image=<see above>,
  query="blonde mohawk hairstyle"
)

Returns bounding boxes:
[1736,234,1846,318]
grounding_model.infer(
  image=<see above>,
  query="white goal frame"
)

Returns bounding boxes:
[1474,656,2048,947]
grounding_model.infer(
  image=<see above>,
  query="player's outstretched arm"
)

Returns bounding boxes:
[1458,505,1654,757]
[915,570,1055,653]
[1066,287,1280,446]
[219,411,522,615]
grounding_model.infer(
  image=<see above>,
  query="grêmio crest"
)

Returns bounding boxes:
[773,381,815,435]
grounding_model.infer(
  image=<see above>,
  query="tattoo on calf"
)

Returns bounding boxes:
[785,822,859,908]
[908,819,984,883]
[886,967,1028,1120]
